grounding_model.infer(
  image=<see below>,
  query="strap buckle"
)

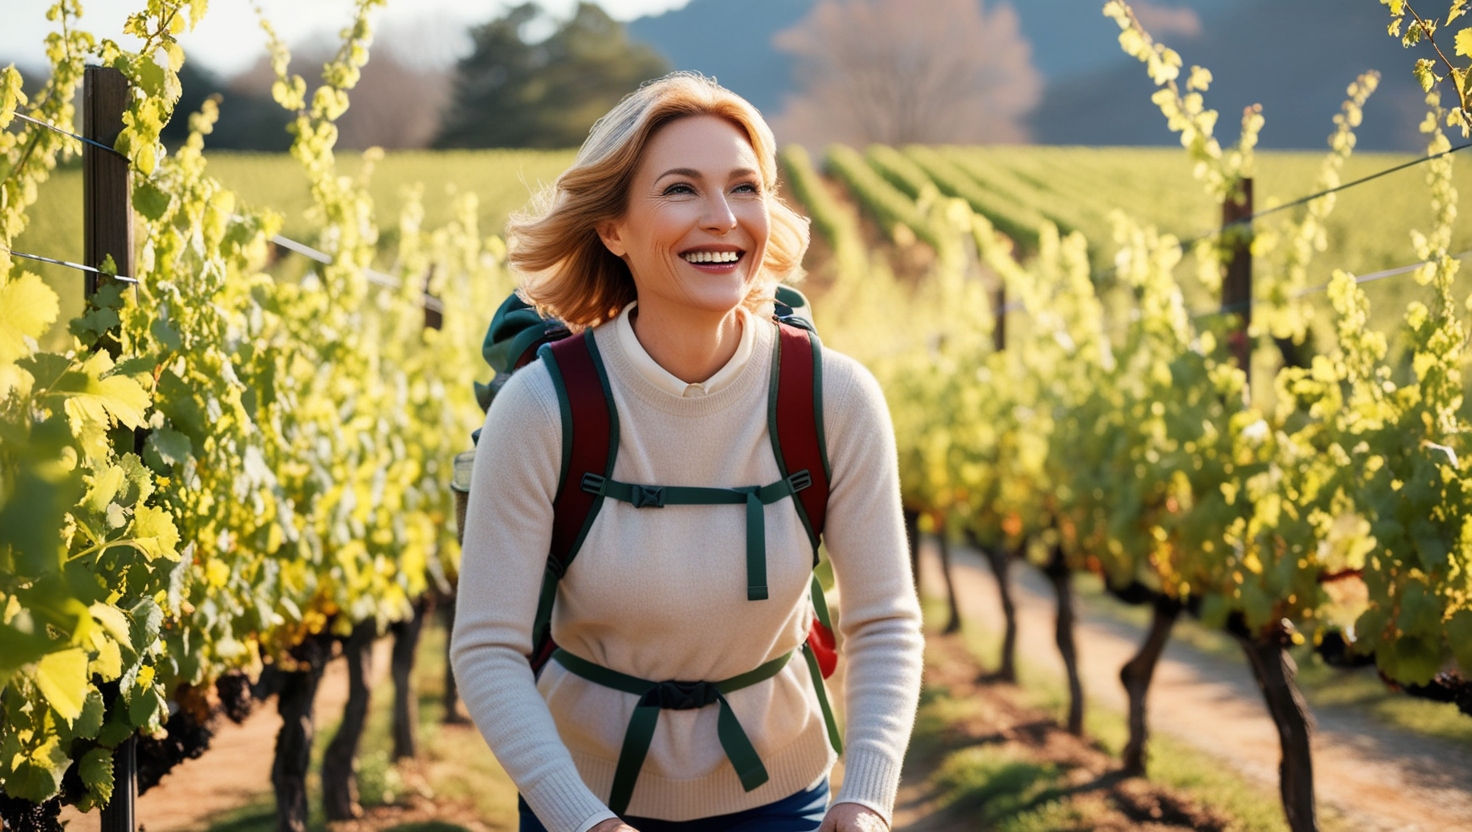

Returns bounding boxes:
[630,485,666,508]
[580,473,606,495]
[788,469,813,493]
[652,679,719,710]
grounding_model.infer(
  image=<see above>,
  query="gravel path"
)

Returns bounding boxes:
[920,541,1472,832]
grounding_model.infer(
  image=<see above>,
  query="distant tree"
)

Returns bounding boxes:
[434,2,670,149]
[162,60,293,151]
[772,0,1043,147]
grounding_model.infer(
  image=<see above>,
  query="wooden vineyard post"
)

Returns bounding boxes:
[993,281,1006,354]
[84,64,138,832]
[1221,177,1317,832]
[1221,178,1253,378]
[83,65,134,347]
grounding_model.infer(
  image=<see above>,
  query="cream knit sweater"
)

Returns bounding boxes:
[450,315,924,832]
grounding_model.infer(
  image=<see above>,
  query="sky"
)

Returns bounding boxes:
[1,0,694,76]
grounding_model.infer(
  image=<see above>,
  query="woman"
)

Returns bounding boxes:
[451,72,923,832]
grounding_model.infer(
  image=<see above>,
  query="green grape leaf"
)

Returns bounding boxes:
[5,738,67,802]
[0,625,55,683]
[1414,58,1438,92]
[97,713,135,747]
[73,689,107,739]
[89,602,133,646]
[126,666,165,726]
[1448,609,1472,674]
[0,461,80,577]
[144,426,193,471]
[128,597,164,650]
[1376,633,1442,685]
[154,369,207,436]
[133,179,172,221]
[84,465,128,513]
[1396,580,1443,636]
[88,638,123,681]
[68,285,126,344]
[16,353,73,392]
[91,374,151,431]
[31,647,90,721]
[78,747,115,811]
[131,503,181,561]
[151,315,183,352]
[0,272,61,364]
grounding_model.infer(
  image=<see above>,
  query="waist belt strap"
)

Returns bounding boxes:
[581,471,812,602]
[552,648,795,815]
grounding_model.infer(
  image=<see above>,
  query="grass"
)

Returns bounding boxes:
[1064,571,1472,750]
[203,620,519,832]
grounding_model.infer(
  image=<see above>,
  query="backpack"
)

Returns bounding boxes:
[459,287,842,813]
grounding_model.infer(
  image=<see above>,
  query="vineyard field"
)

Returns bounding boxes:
[23,145,1472,354]
[17,149,575,350]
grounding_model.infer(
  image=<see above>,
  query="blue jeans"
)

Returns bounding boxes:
[518,779,830,832]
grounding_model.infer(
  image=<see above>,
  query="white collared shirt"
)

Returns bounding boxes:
[614,301,756,397]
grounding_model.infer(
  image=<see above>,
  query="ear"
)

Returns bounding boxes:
[596,219,628,258]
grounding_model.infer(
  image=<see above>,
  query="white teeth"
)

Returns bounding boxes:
[683,251,740,264]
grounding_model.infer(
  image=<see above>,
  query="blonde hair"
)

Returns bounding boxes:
[507,72,809,329]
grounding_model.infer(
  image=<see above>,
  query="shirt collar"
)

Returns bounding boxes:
[614,301,757,398]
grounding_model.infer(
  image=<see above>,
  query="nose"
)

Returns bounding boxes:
[701,191,737,233]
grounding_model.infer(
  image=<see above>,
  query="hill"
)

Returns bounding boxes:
[626,0,1431,151]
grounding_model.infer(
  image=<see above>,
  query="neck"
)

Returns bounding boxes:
[630,299,744,384]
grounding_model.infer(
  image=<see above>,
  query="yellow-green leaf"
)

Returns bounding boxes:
[89,602,132,646]
[1455,26,1472,58]
[32,647,90,721]
[132,504,180,561]
[0,272,61,364]
[88,639,122,681]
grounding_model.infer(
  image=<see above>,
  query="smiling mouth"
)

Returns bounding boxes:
[681,250,744,265]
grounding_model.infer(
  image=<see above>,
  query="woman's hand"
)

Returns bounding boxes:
[589,819,639,832]
[818,802,889,832]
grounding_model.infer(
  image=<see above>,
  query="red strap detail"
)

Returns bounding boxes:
[514,323,573,370]
[548,332,611,572]
[806,620,838,679]
[774,323,829,543]
[529,637,560,675]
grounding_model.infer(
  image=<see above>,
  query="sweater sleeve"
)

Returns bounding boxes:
[819,350,926,823]
[449,366,619,832]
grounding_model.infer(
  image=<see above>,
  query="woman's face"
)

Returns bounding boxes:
[598,115,771,319]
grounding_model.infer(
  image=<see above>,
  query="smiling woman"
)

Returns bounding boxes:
[450,73,923,832]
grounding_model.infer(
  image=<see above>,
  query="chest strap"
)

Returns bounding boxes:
[552,642,840,815]
[580,470,812,602]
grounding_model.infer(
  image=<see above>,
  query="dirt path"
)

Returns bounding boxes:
[892,634,1238,832]
[918,541,1472,832]
[61,639,394,832]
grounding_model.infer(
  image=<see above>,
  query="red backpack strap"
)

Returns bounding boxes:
[529,330,618,669]
[768,322,831,562]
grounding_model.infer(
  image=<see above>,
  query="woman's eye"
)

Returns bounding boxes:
[663,183,695,195]
[734,182,760,194]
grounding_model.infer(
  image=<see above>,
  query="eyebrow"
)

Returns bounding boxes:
[655,166,761,182]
